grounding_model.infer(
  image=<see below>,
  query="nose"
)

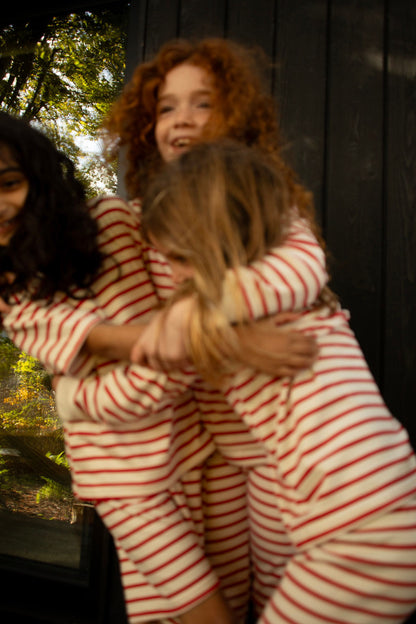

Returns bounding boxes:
[172,103,194,127]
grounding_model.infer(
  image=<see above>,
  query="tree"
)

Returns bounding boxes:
[0,335,20,384]
[0,8,128,195]
[0,341,57,433]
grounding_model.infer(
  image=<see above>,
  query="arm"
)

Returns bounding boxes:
[221,217,328,321]
[131,218,323,374]
[204,216,325,375]
[2,297,105,374]
[2,197,159,374]
[55,363,195,424]
[130,297,318,376]
[2,300,152,373]
[83,321,148,361]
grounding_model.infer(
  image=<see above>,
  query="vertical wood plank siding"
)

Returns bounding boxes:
[128,0,416,448]
[325,0,385,378]
[384,2,416,437]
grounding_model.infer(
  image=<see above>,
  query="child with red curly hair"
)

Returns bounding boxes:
[103,38,313,224]
[1,39,331,624]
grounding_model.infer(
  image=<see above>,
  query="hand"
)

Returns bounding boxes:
[52,374,63,391]
[235,313,318,377]
[130,298,194,371]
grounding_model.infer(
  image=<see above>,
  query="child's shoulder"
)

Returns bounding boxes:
[87,195,142,225]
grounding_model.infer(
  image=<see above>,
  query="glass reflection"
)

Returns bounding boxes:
[0,3,127,572]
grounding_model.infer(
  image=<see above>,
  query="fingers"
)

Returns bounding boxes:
[271,312,301,326]
[131,348,166,372]
[239,330,318,377]
[255,351,316,377]
[288,333,318,358]
[144,355,166,372]
[130,340,166,370]
[133,349,191,372]
[130,311,191,372]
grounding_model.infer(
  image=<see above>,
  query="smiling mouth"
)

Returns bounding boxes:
[0,216,17,231]
[172,138,193,148]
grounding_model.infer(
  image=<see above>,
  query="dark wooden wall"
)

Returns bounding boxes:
[127,0,416,446]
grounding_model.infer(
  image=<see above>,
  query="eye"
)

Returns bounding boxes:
[169,253,189,264]
[0,173,26,191]
[196,99,212,109]
[157,102,174,116]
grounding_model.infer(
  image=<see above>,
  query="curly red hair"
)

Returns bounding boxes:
[103,38,313,224]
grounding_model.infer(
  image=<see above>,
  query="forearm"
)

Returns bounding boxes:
[84,322,149,361]
[55,363,193,424]
[2,298,103,374]
[221,218,328,322]
[130,298,317,377]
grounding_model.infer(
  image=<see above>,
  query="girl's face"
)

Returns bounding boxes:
[155,63,216,162]
[0,153,28,246]
[149,235,195,285]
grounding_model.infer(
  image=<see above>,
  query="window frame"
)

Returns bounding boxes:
[0,2,131,622]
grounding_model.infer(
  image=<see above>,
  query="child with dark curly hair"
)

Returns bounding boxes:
[0,38,332,624]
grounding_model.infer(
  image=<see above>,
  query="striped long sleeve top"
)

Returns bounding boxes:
[221,306,416,549]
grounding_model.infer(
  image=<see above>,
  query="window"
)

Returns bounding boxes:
[0,3,129,622]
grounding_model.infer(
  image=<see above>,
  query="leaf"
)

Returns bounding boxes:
[0,8,127,196]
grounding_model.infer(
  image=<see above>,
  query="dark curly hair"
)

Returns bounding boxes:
[0,112,104,302]
[102,38,314,226]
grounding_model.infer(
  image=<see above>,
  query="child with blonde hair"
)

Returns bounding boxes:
[138,140,416,623]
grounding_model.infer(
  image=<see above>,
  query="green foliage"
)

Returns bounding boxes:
[36,476,71,504]
[0,334,20,380]
[0,348,58,433]
[0,8,128,196]
[46,451,69,469]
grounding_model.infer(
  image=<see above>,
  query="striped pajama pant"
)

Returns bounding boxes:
[95,452,250,624]
[248,466,416,624]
